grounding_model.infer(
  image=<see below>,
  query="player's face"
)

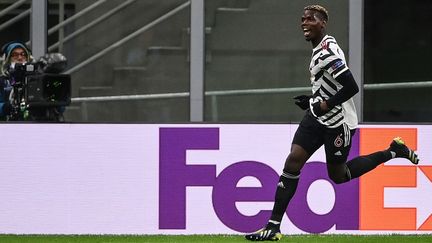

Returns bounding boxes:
[10,47,28,63]
[301,10,326,44]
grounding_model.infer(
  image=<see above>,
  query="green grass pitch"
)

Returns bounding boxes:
[0,234,431,242]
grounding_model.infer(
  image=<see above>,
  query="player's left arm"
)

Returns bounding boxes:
[325,69,359,109]
[316,44,359,112]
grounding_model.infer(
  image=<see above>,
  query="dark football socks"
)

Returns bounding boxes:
[346,150,392,179]
[268,171,300,224]
[267,150,392,226]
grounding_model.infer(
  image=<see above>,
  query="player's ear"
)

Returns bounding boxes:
[321,20,327,29]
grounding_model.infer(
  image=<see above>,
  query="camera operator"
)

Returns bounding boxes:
[0,41,65,122]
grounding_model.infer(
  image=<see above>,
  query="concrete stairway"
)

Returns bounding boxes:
[64,0,348,122]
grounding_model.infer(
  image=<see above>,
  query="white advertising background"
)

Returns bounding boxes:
[0,124,430,234]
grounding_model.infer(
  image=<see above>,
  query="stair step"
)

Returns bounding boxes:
[112,67,188,95]
[63,105,82,122]
[205,50,309,90]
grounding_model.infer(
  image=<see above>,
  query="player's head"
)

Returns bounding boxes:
[301,5,328,46]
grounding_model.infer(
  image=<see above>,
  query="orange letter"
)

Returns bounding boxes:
[359,128,417,230]
[418,166,432,230]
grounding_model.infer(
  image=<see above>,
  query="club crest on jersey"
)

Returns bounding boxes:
[334,134,343,147]
[321,41,328,50]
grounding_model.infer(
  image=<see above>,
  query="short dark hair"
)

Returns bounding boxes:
[304,5,329,22]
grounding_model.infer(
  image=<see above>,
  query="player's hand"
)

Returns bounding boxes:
[293,95,312,110]
[312,101,328,117]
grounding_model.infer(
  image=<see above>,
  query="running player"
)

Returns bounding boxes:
[245,5,419,241]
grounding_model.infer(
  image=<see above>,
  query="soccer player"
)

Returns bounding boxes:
[245,5,419,241]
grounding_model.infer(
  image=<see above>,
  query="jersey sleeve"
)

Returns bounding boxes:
[318,44,349,79]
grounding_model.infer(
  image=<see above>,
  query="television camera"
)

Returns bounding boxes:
[7,53,71,121]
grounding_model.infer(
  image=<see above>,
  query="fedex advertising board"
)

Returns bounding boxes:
[0,124,430,234]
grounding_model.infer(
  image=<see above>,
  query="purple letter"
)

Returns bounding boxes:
[159,128,219,229]
[287,162,359,233]
[212,161,279,232]
[287,132,360,233]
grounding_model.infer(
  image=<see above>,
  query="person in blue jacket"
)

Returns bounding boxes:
[1,41,65,121]
[0,41,33,120]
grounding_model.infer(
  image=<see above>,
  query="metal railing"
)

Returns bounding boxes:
[2,1,430,121]
[70,80,432,121]
[25,0,108,48]
[48,0,107,35]
[48,0,136,52]
[0,0,27,19]
[0,0,191,61]
[0,0,30,32]
[71,80,432,103]
[64,0,191,74]
[2,0,138,54]
[0,0,110,48]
